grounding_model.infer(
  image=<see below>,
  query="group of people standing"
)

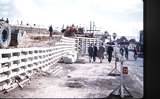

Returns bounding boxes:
[120,46,129,60]
[88,43,138,63]
[88,43,114,63]
[119,45,138,60]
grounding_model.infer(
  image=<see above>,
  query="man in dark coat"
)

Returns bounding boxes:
[125,46,129,60]
[107,44,114,63]
[93,43,97,62]
[133,47,138,60]
[98,43,105,63]
[88,44,93,63]
[120,47,124,56]
[49,25,53,37]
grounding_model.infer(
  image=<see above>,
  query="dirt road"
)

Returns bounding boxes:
[0,56,143,98]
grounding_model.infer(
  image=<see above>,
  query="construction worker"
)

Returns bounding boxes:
[107,44,114,63]
[93,43,98,62]
[88,43,94,63]
[98,43,105,63]
[49,25,53,37]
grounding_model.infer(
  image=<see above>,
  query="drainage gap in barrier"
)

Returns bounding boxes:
[12,68,19,74]
[34,50,38,53]
[12,52,20,57]
[39,67,42,69]
[28,57,33,61]
[43,55,45,58]
[21,51,28,55]
[0,71,11,78]
[34,56,38,60]
[39,56,42,59]
[29,51,33,54]
[13,60,20,65]
[33,62,38,66]
[1,62,11,68]
[20,66,26,71]
[39,61,42,64]
[2,53,11,58]
[28,64,33,68]
[39,50,42,53]
[21,58,27,62]
[33,69,38,73]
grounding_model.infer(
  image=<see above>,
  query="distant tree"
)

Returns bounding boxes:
[129,39,136,44]
[118,36,129,45]
[119,36,128,42]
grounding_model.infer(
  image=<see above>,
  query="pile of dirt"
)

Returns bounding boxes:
[17,33,62,48]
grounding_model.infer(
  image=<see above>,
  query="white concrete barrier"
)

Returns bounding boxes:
[62,51,78,63]
[0,36,76,91]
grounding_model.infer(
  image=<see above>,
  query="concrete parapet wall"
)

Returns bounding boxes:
[0,36,76,91]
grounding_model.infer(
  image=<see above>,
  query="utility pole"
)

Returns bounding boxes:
[87,21,100,34]
[93,21,95,34]
[90,21,92,34]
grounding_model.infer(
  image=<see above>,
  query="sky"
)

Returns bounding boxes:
[0,0,143,40]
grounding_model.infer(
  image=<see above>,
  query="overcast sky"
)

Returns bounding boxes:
[0,0,143,39]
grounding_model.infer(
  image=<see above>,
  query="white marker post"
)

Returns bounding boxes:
[108,43,120,76]
[108,52,132,98]
[120,56,124,98]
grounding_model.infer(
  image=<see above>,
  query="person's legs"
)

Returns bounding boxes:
[89,56,92,63]
[100,57,102,63]
[126,53,128,60]
[108,53,112,63]
[110,53,112,62]
[93,55,96,62]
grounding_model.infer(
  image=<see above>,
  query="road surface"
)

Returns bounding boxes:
[0,53,143,98]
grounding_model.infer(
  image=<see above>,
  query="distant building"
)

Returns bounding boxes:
[136,30,144,57]
[139,30,143,45]
[139,30,143,54]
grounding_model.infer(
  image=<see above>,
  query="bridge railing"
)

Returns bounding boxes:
[0,36,75,91]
